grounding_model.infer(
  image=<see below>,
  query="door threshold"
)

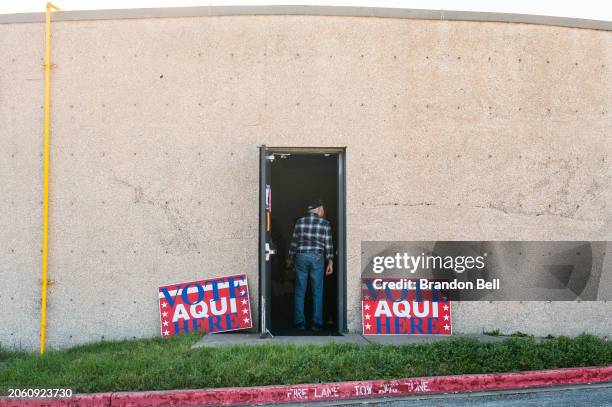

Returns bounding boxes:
[267,329,344,337]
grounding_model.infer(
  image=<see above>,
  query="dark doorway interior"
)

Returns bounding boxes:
[269,154,340,336]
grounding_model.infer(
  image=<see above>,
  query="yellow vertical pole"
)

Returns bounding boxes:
[40,2,60,355]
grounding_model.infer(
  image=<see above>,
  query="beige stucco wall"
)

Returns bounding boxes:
[0,14,610,350]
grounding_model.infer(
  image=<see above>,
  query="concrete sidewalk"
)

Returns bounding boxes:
[193,333,507,348]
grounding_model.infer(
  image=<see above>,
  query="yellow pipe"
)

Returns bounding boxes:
[40,1,60,355]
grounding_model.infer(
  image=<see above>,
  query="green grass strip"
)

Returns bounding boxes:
[1,333,610,393]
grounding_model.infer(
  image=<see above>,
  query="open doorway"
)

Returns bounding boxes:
[259,147,346,336]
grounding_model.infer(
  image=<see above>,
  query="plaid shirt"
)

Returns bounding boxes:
[288,214,334,261]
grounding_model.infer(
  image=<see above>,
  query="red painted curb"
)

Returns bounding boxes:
[2,366,611,407]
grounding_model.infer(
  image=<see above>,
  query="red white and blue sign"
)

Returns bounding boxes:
[158,274,252,337]
[362,278,452,335]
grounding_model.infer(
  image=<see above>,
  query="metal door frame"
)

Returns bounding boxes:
[258,146,347,335]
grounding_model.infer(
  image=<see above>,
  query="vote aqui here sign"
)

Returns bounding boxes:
[158,274,253,337]
[362,278,452,335]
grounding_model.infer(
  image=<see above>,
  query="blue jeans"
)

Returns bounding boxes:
[293,252,324,327]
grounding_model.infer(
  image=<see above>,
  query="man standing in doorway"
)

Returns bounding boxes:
[287,199,334,332]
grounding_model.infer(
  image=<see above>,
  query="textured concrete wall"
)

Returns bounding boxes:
[0,14,610,350]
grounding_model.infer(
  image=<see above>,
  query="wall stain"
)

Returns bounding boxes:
[111,171,199,255]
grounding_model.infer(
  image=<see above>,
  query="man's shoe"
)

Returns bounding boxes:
[294,323,306,331]
[311,324,323,332]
